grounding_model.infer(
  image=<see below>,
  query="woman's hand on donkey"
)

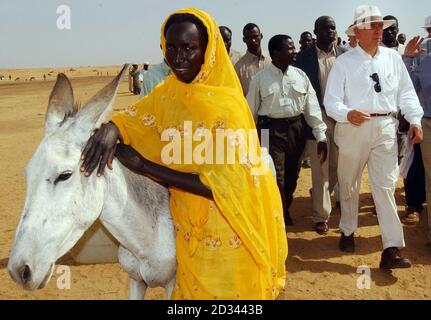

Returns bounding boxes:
[81,122,120,177]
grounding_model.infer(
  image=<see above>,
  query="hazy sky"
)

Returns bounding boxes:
[1,0,429,68]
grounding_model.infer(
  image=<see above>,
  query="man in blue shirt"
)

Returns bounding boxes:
[139,60,170,98]
[403,35,431,243]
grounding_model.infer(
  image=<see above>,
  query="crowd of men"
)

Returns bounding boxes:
[136,5,431,270]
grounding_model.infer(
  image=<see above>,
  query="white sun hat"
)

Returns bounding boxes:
[423,15,431,29]
[345,24,355,37]
[345,5,395,35]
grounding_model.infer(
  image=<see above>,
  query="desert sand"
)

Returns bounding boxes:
[1,66,430,300]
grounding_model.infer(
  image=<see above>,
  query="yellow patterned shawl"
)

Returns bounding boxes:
[112,8,287,299]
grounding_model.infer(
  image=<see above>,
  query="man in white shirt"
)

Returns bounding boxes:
[247,34,327,227]
[325,5,423,269]
[138,62,150,85]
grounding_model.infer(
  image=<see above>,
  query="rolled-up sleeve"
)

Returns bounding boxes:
[303,76,327,142]
[397,56,423,126]
[324,60,351,123]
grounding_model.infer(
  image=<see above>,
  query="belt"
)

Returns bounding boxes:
[369,112,392,117]
[258,115,303,122]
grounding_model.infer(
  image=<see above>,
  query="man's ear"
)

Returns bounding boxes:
[353,27,360,39]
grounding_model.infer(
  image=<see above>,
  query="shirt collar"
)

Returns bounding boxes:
[245,50,266,61]
[316,44,337,57]
[355,44,382,59]
[381,42,400,50]
[269,63,290,76]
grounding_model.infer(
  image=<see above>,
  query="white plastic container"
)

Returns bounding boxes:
[70,220,119,264]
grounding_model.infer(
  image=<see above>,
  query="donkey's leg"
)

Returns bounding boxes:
[129,278,147,300]
[164,276,176,300]
[118,245,147,300]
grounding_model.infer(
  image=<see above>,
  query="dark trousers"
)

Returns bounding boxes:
[258,115,307,220]
[133,86,141,95]
[404,143,426,212]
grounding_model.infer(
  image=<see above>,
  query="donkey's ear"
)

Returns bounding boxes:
[45,73,75,136]
[74,64,129,131]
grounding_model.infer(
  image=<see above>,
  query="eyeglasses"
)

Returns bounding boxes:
[370,73,381,93]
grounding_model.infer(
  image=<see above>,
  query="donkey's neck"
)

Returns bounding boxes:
[98,160,171,258]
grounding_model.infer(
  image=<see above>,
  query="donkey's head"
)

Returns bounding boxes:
[8,65,128,290]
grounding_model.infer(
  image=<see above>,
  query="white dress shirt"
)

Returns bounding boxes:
[324,45,423,125]
[247,63,327,142]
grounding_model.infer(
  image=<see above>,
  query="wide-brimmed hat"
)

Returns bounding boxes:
[424,15,431,29]
[345,24,355,37]
[346,5,395,35]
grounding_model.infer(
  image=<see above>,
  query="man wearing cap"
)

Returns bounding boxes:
[140,59,170,98]
[325,5,423,269]
[408,16,431,69]
[403,33,431,244]
[138,62,150,88]
[422,15,431,52]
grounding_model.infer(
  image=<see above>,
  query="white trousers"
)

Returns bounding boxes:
[334,117,405,250]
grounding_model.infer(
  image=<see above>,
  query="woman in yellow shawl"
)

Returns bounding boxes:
[81,8,287,300]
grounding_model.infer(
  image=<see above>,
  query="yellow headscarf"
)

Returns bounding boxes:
[113,8,287,299]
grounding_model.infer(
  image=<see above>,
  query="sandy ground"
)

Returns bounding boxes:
[0,65,148,83]
[1,66,430,300]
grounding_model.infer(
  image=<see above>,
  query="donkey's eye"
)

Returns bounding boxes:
[54,171,73,185]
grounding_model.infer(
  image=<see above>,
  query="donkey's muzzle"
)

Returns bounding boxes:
[20,264,32,285]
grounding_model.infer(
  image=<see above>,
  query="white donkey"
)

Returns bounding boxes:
[8,65,176,299]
